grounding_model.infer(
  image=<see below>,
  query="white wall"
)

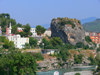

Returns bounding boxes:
[7,34,29,49]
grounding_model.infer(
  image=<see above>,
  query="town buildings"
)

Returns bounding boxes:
[17,27,23,32]
[30,28,38,37]
[7,34,29,49]
[85,32,100,47]
[42,29,51,37]
[7,23,29,49]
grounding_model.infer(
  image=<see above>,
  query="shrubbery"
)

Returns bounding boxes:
[58,20,75,28]
[75,73,81,75]
[85,36,92,43]
[88,54,96,65]
[74,54,83,64]
[97,48,100,52]
[31,53,44,61]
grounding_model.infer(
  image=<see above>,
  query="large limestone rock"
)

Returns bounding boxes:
[51,18,85,45]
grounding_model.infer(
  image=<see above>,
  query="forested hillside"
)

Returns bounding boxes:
[83,19,100,32]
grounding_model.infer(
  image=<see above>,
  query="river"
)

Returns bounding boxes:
[37,66,95,75]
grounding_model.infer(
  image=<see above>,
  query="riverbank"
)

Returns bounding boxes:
[63,71,93,75]
[37,66,95,75]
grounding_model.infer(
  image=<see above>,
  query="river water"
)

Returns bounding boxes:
[37,66,95,75]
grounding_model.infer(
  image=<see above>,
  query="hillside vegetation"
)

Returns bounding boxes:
[83,19,100,32]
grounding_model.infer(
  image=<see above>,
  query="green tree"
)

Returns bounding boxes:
[23,23,31,37]
[95,53,100,62]
[3,39,9,48]
[75,42,84,48]
[50,37,63,47]
[97,48,100,52]
[9,41,15,48]
[75,73,81,75]
[29,37,37,47]
[31,53,44,61]
[88,54,96,65]
[0,36,6,42]
[12,25,17,34]
[3,39,15,49]
[85,36,92,44]
[65,43,72,49]
[25,43,30,49]
[36,25,46,35]
[0,51,37,75]
[17,32,26,37]
[16,23,22,27]
[42,38,49,49]
[74,54,83,64]
[10,18,16,26]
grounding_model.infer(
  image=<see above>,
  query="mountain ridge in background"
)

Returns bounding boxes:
[82,18,100,32]
[80,17,97,24]
[31,17,98,29]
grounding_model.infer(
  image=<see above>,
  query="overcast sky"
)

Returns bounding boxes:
[0,0,100,27]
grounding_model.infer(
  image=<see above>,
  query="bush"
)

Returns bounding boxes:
[75,42,84,48]
[95,53,100,62]
[0,36,6,42]
[58,20,75,28]
[74,54,83,64]
[78,20,81,24]
[97,48,100,52]
[85,36,92,44]
[83,45,89,49]
[75,73,81,75]
[88,54,96,65]
[31,53,44,61]
[89,47,93,50]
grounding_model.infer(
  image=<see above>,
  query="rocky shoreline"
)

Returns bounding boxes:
[63,71,93,75]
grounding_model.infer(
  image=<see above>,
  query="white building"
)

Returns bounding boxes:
[8,34,29,49]
[42,30,51,37]
[7,23,29,49]
[85,32,90,36]
[30,28,38,37]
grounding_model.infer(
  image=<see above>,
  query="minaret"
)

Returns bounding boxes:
[9,22,12,35]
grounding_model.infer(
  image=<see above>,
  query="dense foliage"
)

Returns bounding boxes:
[58,20,75,28]
[17,23,32,37]
[0,51,37,75]
[83,19,100,32]
[3,39,15,49]
[31,53,44,61]
[25,43,30,49]
[0,36,6,42]
[88,54,96,65]
[97,48,100,52]
[36,25,46,35]
[75,73,81,75]
[85,36,92,44]
[74,54,83,64]
[50,37,63,47]
[0,13,32,36]
[29,37,38,47]
[0,13,17,33]
[12,25,17,34]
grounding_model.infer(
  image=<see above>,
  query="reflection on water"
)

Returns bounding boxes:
[37,66,95,75]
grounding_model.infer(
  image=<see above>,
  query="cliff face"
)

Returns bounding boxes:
[51,17,85,45]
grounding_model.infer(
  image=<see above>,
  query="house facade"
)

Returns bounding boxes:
[30,28,38,37]
[7,34,29,49]
[7,23,29,49]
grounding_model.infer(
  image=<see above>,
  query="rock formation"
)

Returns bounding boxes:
[51,17,85,45]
